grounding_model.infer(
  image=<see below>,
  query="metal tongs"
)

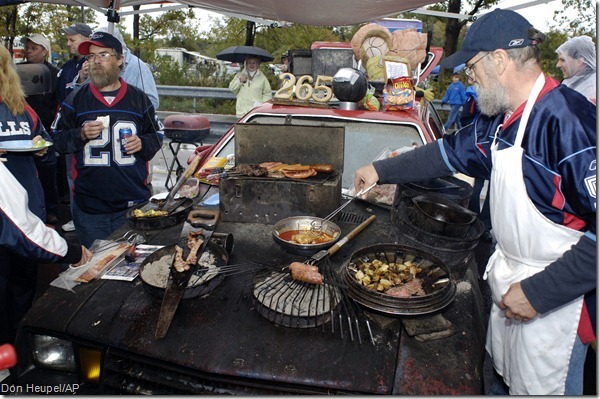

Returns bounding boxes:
[310,182,377,231]
[90,230,146,254]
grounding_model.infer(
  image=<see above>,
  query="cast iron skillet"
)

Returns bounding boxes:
[139,242,228,300]
[126,197,194,230]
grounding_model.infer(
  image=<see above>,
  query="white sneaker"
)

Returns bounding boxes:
[62,220,76,232]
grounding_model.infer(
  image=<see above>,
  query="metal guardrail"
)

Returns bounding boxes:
[156,85,449,112]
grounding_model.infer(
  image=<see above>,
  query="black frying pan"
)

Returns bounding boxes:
[126,198,193,230]
[138,242,228,299]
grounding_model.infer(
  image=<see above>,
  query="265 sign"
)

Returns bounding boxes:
[274,73,333,103]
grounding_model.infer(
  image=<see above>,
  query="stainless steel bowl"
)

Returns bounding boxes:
[272,216,341,256]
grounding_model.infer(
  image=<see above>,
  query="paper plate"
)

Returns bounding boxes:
[150,192,180,201]
[200,193,219,206]
[0,140,53,152]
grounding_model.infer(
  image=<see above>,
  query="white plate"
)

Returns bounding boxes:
[0,140,53,152]
[150,192,180,201]
[200,193,219,206]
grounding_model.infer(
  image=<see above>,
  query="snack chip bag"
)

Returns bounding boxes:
[362,87,380,111]
[383,76,414,111]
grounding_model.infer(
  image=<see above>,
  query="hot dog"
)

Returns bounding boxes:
[282,169,316,179]
[310,164,334,173]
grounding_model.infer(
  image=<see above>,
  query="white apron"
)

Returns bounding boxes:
[483,73,584,394]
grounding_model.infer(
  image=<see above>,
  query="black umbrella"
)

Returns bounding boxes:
[216,46,274,63]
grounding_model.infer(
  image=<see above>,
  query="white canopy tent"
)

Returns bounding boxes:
[0,0,443,26]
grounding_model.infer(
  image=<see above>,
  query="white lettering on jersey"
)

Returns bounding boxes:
[584,175,596,200]
[0,120,31,136]
[589,160,596,171]
[82,120,137,167]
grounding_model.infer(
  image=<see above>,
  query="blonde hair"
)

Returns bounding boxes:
[0,43,26,115]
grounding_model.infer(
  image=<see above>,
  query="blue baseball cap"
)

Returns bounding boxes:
[441,9,538,68]
[78,31,122,55]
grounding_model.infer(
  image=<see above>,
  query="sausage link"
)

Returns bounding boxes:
[289,262,319,273]
[290,268,323,285]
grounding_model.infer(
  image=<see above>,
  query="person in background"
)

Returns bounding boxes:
[91,26,159,110]
[57,23,93,103]
[353,9,595,395]
[0,42,60,344]
[18,34,60,226]
[57,22,93,234]
[229,55,272,117]
[459,76,479,126]
[555,35,596,102]
[280,51,289,73]
[440,72,467,131]
[51,32,163,247]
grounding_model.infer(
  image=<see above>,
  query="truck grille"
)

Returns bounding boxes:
[100,348,343,395]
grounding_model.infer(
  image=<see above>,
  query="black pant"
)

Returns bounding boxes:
[0,248,38,344]
[35,159,60,220]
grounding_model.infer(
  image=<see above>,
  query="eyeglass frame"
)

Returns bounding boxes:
[464,52,489,78]
[85,52,119,62]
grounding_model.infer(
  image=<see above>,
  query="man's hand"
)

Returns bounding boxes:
[71,245,93,268]
[78,60,90,83]
[498,281,538,322]
[353,164,379,195]
[122,134,142,155]
[31,135,49,157]
[80,121,104,141]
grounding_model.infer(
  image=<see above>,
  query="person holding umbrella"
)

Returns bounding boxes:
[228,54,272,117]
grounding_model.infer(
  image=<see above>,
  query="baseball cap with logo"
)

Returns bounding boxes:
[61,23,93,37]
[20,34,51,54]
[441,9,540,68]
[78,32,123,56]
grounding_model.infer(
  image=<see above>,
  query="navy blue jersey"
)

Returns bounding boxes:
[441,77,596,236]
[0,102,48,219]
[51,79,164,214]
[57,56,86,104]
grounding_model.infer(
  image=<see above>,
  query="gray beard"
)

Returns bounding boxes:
[90,65,121,89]
[476,73,511,116]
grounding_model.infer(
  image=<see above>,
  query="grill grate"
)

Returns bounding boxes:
[337,211,368,224]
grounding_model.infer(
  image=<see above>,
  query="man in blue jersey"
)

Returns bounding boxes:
[353,9,595,395]
[52,32,164,247]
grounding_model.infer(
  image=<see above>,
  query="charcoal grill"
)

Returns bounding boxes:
[164,115,210,190]
[251,213,377,343]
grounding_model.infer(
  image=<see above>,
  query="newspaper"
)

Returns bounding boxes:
[101,244,164,281]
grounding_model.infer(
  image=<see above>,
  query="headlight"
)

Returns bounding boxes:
[31,335,76,372]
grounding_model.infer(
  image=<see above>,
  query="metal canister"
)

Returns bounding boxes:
[119,127,133,152]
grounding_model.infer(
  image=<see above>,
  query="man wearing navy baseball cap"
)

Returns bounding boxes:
[353,8,596,395]
[52,30,163,248]
[78,31,123,57]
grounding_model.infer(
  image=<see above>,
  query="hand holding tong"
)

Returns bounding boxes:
[311,183,377,231]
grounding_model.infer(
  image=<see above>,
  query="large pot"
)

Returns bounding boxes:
[409,194,477,239]
[126,198,194,230]
[139,242,228,299]
[272,216,341,256]
[398,176,473,207]
[342,243,456,316]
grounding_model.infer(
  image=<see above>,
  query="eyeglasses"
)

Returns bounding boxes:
[85,52,117,62]
[464,53,489,78]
